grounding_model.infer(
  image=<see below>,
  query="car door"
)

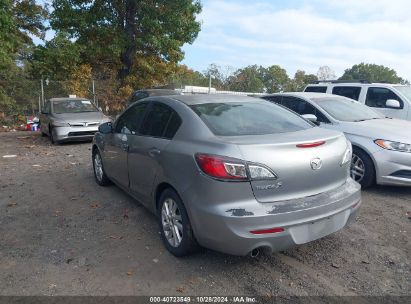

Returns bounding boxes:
[365,87,406,119]
[104,102,149,188]
[127,102,182,205]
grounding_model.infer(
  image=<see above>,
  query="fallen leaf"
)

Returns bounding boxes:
[127,271,133,276]
[109,235,123,240]
[90,203,99,209]
[176,287,185,293]
[331,263,340,269]
[7,203,17,207]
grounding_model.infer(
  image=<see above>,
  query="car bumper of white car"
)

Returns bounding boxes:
[374,149,411,186]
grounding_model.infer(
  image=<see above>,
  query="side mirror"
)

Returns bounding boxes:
[98,122,113,134]
[302,114,318,123]
[386,99,401,109]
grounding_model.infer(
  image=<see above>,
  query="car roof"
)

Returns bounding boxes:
[168,94,262,105]
[306,82,406,87]
[49,97,89,102]
[136,89,181,95]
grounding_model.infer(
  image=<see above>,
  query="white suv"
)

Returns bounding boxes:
[304,81,411,120]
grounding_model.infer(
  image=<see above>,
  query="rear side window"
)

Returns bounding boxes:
[262,96,282,104]
[140,103,182,139]
[190,102,311,136]
[366,87,403,109]
[281,97,330,124]
[332,86,361,101]
[115,102,148,134]
[304,86,327,93]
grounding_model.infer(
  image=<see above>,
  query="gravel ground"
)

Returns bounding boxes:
[0,131,410,298]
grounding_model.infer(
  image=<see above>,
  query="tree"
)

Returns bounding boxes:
[227,65,265,93]
[339,63,408,84]
[317,66,336,80]
[286,70,318,91]
[260,65,290,93]
[51,0,202,83]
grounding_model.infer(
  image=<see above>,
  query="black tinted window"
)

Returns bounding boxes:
[262,96,282,104]
[332,86,361,100]
[281,97,330,124]
[115,102,148,134]
[365,87,403,109]
[191,101,311,136]
[305,86,327,93]
[140,103,181,139]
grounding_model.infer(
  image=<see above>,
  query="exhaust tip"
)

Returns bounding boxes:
[249,248,260,258]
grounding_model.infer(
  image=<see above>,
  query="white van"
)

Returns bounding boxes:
[304,80,411,120]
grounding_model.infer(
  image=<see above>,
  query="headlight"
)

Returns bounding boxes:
[341,140,352,166]
[375,139,411,153]
[52,121,69,127]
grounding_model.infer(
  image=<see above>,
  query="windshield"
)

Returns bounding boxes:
[52,99,98,114]
[190,101,312,136]
[393,86,411,101]
[312,97,384,122]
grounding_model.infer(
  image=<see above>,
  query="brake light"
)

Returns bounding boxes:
[195,154,247,180]
[250,227,284,234]
[296,141,325,148]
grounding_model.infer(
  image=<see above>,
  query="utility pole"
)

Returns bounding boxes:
[40,77,44,107]
[208,74,212,94]
[38,95,41,113]
[92,79,97,107]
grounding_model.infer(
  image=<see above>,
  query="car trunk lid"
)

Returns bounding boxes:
[222,128,349,202]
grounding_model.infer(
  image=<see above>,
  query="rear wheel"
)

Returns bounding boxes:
[158,189,198,256]
[351,147,375,188]
[92,149,111,186]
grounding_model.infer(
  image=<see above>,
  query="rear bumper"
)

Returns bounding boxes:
[54,126,98,142]
[184,178,361,256]
[373,149,411,186]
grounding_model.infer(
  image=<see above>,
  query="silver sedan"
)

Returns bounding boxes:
[92,94,360,256]
[40,97,111,144]
[262,93,411,188]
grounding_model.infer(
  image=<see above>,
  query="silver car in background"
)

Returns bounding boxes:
[92,95,361,257]
[262,93,411,188]
[40,97,111,144]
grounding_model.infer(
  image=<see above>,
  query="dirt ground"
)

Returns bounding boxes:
[0,131,410,298]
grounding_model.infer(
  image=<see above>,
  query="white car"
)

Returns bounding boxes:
[304,80,411,121]
[262,93,411,188]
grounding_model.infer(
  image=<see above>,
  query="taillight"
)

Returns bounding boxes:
[195,154,277,181]
[195,154,247,180]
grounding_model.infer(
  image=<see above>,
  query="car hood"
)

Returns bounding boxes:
[53,112,107,123]
[339,118,411,143]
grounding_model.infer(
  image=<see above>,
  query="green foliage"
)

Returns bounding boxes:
[227,65,265,93]
[260,65,290,93]
[286,70,318,92]
[50,0,202,81]
[30,32,83,80]
[340,63,408,84]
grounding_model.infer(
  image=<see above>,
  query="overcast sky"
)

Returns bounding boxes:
[181,0,411,80]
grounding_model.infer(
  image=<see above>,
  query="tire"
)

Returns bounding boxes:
[92,149,111,186]
[49,126,58,144]
[158,188,198,256]
[351,147,375,188]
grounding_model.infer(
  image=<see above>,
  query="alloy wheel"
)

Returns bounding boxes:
[351,154,365,183]
[161,198,183,247]
[94,153,104,182]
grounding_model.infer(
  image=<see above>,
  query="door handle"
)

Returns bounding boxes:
[148,148,161,157]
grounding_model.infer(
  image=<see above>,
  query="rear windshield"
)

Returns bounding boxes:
[52,99,98,114]
[190,102,312,136]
